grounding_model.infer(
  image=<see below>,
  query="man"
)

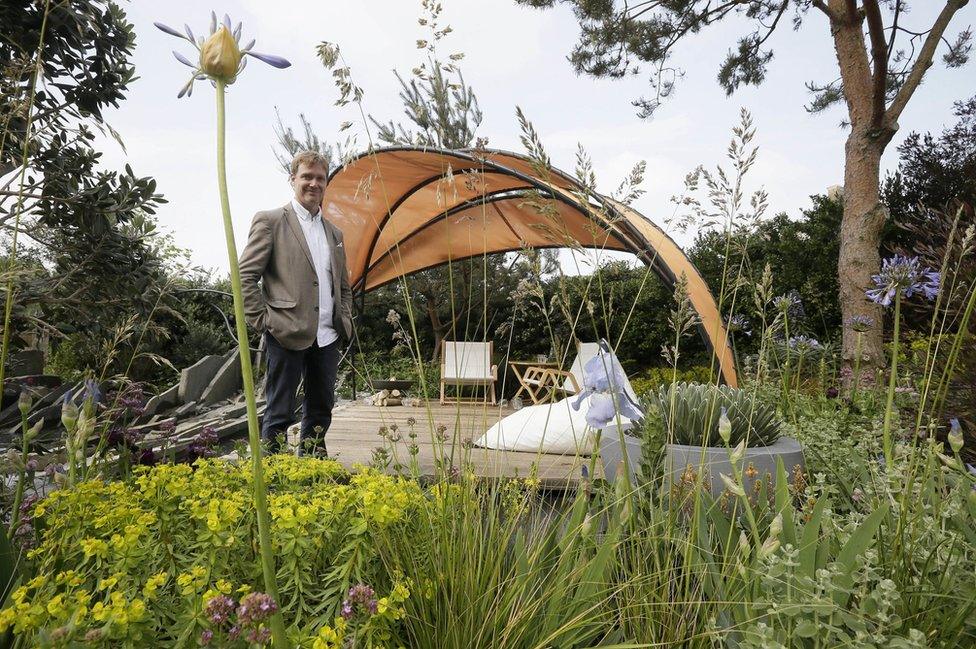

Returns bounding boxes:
[240,151,352,454]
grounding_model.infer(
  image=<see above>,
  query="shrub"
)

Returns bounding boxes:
[3,457,422,646]
[629,364,714,398]
[650,381,782,447]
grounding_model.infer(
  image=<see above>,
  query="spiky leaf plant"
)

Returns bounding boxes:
[651,381,782,447]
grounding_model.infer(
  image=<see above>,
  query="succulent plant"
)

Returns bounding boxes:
[650,382,782,447]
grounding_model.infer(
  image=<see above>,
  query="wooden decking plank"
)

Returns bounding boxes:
[316,400,594,486]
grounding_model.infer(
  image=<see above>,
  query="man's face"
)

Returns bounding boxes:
[290,162,328,212]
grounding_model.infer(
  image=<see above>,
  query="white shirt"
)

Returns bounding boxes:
[291,199,338,347]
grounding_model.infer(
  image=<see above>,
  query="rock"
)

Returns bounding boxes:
[200,353,243,405]
[7,350,44,377]
[171,402,199,419]
[143,383,179,418]
[178,354,227,404]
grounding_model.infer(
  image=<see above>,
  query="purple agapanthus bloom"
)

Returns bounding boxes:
[571,341,643,429]
[788,335,822,353]
[866,254,940,307]
[773,290,805,321]
[727,314,752,336]
[155,12,290,97]
[847,315,874,332]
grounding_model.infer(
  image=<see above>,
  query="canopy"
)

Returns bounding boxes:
[322,147,737,387]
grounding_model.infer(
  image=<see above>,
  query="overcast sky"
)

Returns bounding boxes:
[96,1,974,274]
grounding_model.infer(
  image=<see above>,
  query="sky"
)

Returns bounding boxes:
[95,0,975,274]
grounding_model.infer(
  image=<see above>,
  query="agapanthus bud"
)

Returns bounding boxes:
[25,419,43,443]
[948,418,964,454]
[718,406,731,445]
[720,473,745,497]
[580,512,593,537]
[730,439,746,466]
[200,26,241,82]
[18,390,31,416]
[759,535,781,559]
[738,531,751,558]
[61,400,79,431]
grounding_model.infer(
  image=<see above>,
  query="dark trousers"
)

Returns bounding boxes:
[261,333,340,453]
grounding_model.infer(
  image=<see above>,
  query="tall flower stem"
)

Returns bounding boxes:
[881,293,901,468]
[8,410,31,535]
[0,0,50,395]
[851,331,864,397]
[214,80,287,646]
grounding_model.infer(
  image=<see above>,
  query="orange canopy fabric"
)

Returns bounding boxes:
[322,147,737,387]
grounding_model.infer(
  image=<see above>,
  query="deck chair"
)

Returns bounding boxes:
[440,340,498,405]
[520,342,602,402]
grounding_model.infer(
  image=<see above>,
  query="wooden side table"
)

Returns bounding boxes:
[509,360,559,404]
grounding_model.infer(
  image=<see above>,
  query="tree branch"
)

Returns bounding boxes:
[811,0,838,20]
[886,0,903,62]
[886,0,969,125]
[862,0,888,128]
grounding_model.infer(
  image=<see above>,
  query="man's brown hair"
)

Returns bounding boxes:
[289,151,330,177]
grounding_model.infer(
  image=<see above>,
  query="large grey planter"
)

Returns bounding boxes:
[599,423,641,484]
[664,437,805,499]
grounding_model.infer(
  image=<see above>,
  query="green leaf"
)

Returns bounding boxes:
[0,526,18,606]
[774,457,797,548]
[832,504,889,606]
[798,496,827,580]
[795,619,819,638]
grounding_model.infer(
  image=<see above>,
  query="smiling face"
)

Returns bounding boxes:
[290,161,328,214]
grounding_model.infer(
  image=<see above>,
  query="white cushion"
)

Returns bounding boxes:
[474,395,634,455]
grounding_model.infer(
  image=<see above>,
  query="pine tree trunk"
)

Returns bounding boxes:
[838,127,887,384]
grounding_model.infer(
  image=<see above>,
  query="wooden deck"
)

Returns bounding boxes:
[321,401,594,488]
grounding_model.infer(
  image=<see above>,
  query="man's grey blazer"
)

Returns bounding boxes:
[239,202,353,350]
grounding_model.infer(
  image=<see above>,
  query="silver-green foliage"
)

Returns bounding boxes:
[652,381,781,447]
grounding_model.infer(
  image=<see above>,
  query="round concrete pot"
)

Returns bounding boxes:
[598,423,641,484]
[664,437,805,498]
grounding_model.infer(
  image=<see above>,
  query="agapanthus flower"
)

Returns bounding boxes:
[155,12,290,97]
[571,341,643,429]
[727,314,752,336]
[788,335,822,353]
[772,290,805,321]
[866,254,940,307]
[847,315,874,332]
